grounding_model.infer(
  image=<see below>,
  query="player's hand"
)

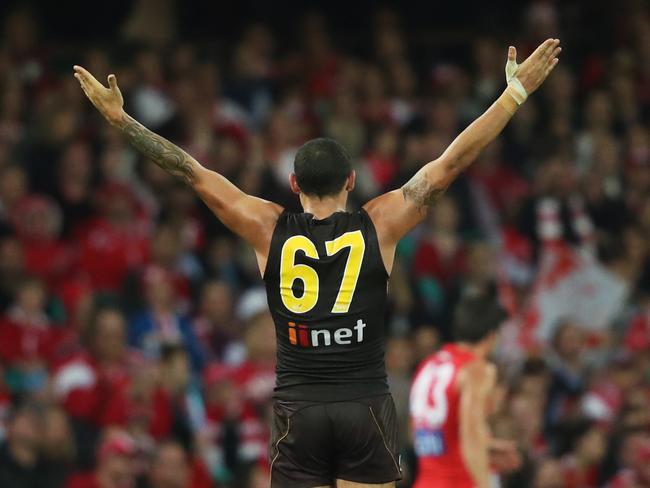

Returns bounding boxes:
[73,65,124,126]
[489,438,522,473]
[505,38,561,103]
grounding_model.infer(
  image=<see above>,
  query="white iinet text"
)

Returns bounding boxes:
[311,319,366,346]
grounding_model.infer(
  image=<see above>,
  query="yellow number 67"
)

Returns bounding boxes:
[280,231,365,314]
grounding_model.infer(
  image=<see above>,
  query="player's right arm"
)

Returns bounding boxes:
[364,39,561,273]
[73,66,282,271]
[458,360,497,488]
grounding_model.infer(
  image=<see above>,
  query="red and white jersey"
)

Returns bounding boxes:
[410,344,477,488]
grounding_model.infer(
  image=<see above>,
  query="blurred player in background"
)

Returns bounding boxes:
[73,37,560,488]
[410,294,521,488]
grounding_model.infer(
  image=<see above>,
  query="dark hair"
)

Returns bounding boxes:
[293,138,352,198]
[16,275,45,292]
[520,357,548,377]
[7,402,41,425]
[160,342,187,363]
[84,306,124,347]
[453,294,506,344]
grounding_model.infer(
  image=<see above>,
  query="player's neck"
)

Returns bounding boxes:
[301,195,347,220]
[456,341,488,359]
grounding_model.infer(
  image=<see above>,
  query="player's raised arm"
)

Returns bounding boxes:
[364,39,561,272]
[73,66,282,269]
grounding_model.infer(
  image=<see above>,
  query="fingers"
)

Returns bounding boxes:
[73,65,92,83]
[531,38,554,59]
[107,74,118,91]
[74,73,90,95]
[75,75,94,101]
[545,57,560,76]
[508,46,517,62]
[549,46,562,62]
[107,74,122,97]
[531,38,559,63]
[74,73,96,105]
[524,38,561,85]
[543,44,562,76]
[73,65,105,89]
[542,39,561,62]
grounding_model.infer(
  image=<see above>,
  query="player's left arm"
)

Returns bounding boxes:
[458,360,497,488]
[364,39,561,273]
[485,379,523,473]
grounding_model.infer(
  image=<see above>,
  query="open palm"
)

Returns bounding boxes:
[73,65,124,125]
[508,38,562,95]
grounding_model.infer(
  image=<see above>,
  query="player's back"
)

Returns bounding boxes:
[263,209,389,402]
[410,344,477,488]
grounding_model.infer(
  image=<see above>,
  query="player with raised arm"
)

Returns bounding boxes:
[73,38,560,488]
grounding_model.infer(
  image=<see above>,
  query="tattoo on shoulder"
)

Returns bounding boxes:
[402,174,445,208]
[120,114,195,185]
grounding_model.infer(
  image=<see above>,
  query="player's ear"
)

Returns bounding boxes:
[289,173,301,194]
[345,170,356,192]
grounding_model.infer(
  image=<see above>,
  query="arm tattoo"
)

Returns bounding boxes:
[118,113,196,185]
[402,173,445,209]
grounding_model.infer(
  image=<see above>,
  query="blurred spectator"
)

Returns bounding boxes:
[0,277,53,395]
[65,430,137,488]
[53,306,137,458]
[40,405,76,488]
[52,141,95,238]
[532,458,565,488]
[192,280,244,365]
[0,165,29,226]
[559,424,607,487]
[12,196,73,289]
[128,266,203,369]
[413,196,466,329]
[606,434,650,487]
[145,439,211,488]
[580,354,642,427]
[545,322,588,435]
[78,183,149,293]
[0,404,45,488]
[410,327,440,365]
[363,127,400,192]
[124,223,193,314]
[156,345,202,445]
[147,440,189,488]
[233,298,276,407]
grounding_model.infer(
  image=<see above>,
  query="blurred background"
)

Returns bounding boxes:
[0,0,649,487]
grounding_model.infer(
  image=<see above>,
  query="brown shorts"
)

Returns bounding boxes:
[270,394,402,488]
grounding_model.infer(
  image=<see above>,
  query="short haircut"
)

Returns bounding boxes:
[453,294,506,344]
[293,138,352,198]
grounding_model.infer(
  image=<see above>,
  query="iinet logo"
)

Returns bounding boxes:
[288,320,367,347]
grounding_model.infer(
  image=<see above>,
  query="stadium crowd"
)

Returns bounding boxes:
[0,0,649,487]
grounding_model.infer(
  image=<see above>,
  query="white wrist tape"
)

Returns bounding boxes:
[505,58,528,104]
